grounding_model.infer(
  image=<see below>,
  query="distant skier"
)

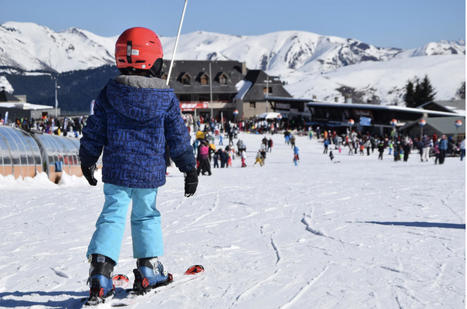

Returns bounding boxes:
[290,135,296,148]
[240,150,247,167]
[388,140,393,155]
[293,145,300,166]
[377,139,385,160]
[213,149,220,168]
[260,142,267,160]
[197,140,212,175]
[220,148,229,168]
[268,138,274,152]
[284,131,291,144]
[79,27,198,305]
[255,150,265,166]
[460,139,465,161]
[402,136,412,162]
[421,135,431,162]
[323,139,329,154]
[237,139,246,155]
[439,135,448,164]
[262,136,268,150]
[393,138,401,161]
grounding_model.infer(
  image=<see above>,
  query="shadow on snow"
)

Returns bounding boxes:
[361,221,465,230]
[0,290,87,308]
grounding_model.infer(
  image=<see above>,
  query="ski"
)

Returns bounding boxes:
[110,265,204,307]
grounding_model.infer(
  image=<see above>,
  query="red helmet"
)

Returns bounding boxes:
[115,27,163,70]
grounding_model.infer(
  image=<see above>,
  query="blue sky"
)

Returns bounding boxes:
[0,0,464,48]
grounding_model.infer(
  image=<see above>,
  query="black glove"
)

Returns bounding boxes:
[81,163,98,186]
[184,169,198,197]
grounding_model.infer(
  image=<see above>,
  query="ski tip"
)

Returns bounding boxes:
[184,265,204,275]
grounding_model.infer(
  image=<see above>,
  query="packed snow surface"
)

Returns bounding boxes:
[0,133,464,308]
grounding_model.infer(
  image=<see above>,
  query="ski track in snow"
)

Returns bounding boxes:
[278,264,330,309]
[0,133,464,308]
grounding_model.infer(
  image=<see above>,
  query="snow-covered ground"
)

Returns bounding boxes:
[0,133,464,308]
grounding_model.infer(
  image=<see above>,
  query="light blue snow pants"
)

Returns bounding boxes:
[87,183,163,263]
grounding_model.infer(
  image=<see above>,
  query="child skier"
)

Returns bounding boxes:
[293,145,300,166]
[79,27,198,304]
[254,150,265,166]
[377,139,385,160]
[241,150,247,167]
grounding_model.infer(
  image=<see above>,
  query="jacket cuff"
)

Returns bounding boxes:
[79,147,99,167]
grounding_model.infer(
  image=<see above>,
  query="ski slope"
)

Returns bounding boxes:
[0,133,464,308]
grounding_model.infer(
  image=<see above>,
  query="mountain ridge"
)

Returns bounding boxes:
[0,21,464,107]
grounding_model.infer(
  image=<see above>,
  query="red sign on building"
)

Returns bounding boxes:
[180,101,209,111]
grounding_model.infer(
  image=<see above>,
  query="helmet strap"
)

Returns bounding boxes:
[126,41,133,64]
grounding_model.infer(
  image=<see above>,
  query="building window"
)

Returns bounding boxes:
[199,73,209,85]
[250,102,256,108]
[263,87,272,94]
[179,73,192,85]
[216,72,228,85]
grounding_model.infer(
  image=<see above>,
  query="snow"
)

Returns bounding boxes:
[234,80,252,100]
[0,76,13,93]
[0,133,464,308]
[0,102,54,110]
[283,55,465,104]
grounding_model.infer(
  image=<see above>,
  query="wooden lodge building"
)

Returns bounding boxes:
[161,60,292,120]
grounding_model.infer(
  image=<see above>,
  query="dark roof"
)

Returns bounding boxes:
[162,60,244,95]
[306,101,464,127]
[307,101,463,117]
[0,90,20,102]
[404,116,465,135]
[418,100,466,113]
[242,70,292,101]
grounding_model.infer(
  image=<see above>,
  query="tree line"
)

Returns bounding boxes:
[403,75,464,107]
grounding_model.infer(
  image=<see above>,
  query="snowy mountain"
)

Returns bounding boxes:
[0,22,115,73]
[397,40,466,58]
[0,75,13,93]
[0,21,465,104]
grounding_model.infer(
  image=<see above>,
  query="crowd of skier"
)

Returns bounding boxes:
[190,118,465,175]
[191,119,282,174]
[4,115,86,137]
[316,127,465,164]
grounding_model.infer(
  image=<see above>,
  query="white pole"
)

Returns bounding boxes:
[209,62,213,120]
[166,0,189,86]
[266,78,269,113]
[221,112,224,132]
[54,78,59,118]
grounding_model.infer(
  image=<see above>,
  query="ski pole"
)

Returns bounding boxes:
[166,0,188,86]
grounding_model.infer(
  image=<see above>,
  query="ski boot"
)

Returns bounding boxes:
[132,257,173,295]
[85,254,116,306]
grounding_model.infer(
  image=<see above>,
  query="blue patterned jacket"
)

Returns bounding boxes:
[79,75,196,188]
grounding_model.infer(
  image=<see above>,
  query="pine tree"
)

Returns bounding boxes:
[415,75,436,106]
[404,75,436,107]
[456,81,465,99]
[403,80,416,107]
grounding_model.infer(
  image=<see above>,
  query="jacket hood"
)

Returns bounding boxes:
[105,75,171,121]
